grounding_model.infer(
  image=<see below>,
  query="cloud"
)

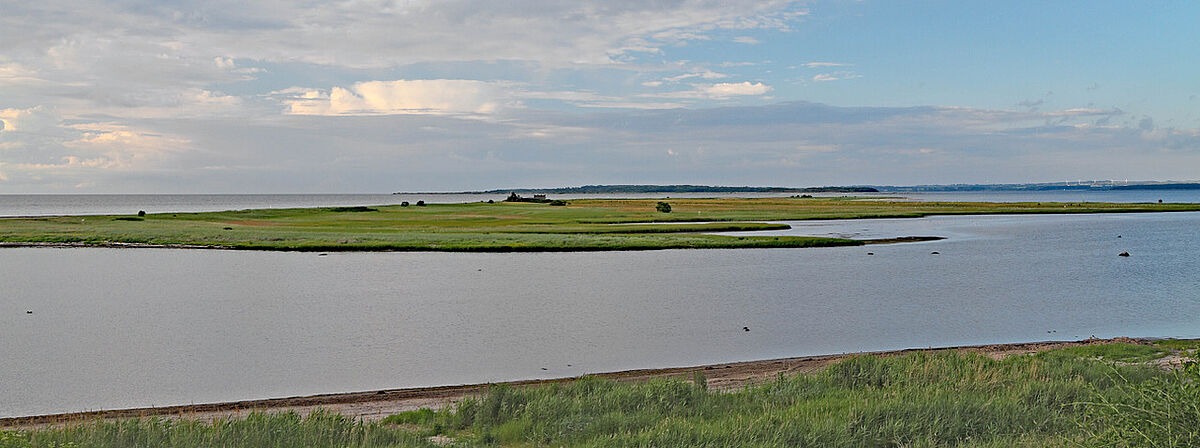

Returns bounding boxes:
[662,70,729,82]
[0,106,62,134]
[733,36,761,44]
[802,62,848,68]
[647,82,773,100]
[812,71,862,82]
[284,80,515,116]
[2,1,804,69]
[702,82,772,98]
[0,105,194,189]
[2,100,1196,192]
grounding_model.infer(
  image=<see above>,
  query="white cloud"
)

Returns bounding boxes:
[0,106,61,134]
[720,61,762,67]
[813,71,862,82]
[214,57,236,69]
[803,62,848,68]
[60,122,191,170]
[733,36,761,44]
[0,106,193,185]
[645,82,773,101]
[1046,108,1110,117]
[0,61,44,83]
[663,70,729,82]
[3,1,804,69]
[701,82,773,98]
[284,80,515,116]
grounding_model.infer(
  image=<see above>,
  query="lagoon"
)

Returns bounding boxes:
[2,211,1199,417]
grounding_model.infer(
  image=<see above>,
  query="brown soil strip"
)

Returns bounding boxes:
[0,337,1170,429]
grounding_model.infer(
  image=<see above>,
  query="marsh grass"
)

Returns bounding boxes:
[8,347,1190,447]
[1151,339,1200,354]
[1,410,437,448]
[1047,343,1168,363]
[1082,361,1200,447]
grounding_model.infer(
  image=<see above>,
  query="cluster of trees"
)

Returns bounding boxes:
[504,193,567,205]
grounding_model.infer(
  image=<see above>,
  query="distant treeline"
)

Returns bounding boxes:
[397,182,1200,194]
[875,182,1200,192]
[1111,183,1200,190]
[403,184,879,194]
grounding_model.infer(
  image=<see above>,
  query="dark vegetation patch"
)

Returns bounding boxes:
[329,206,378,212]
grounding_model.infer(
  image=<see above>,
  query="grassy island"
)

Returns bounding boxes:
[1,197,1198,251]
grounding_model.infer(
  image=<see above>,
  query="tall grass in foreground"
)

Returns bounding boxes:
[3,346,1194,447]
[1083,361,1200,447]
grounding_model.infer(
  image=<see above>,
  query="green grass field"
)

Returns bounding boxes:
[2,197,1197,251]
[4,343,1197,447]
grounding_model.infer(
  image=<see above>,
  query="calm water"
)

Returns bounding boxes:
[3,190,1199,217]
[2,212,1199,417]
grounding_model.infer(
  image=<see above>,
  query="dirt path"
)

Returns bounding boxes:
[0,337,1169,429]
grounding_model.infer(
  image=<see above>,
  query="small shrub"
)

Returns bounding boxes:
[656,201,672,213]
[416,200,426,206]
[113,217,144,221]
[223,227,233,230]
[137,210,146,217]
[487,199,495,204]
[400,201,410,207]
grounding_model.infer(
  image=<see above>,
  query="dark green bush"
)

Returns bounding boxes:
[329,206,377,212]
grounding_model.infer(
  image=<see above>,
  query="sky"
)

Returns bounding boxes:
[1,0,1198,193]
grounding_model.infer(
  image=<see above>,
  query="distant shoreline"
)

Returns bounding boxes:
[394,185,879,194]
[392,182,1200,195]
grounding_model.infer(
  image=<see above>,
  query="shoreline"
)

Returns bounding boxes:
[1,336,1174,429]
[0,236,943,252]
